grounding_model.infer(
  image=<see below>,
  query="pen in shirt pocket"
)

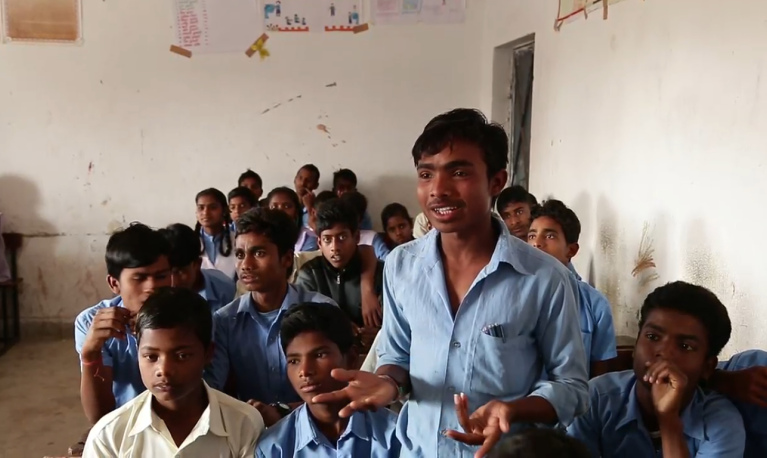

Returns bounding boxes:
[481,323,506,342]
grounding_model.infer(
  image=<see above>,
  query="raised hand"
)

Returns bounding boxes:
[310,369,397,418]
[644,359,688,418]
[81,307,132,362]
[446,393,512,458]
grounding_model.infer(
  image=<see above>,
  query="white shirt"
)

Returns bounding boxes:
[83,382,264,458]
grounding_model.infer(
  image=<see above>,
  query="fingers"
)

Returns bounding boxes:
[329,368,359,382]
[311,390,350,405]
[372,306,383,328]
[445,430,484,445]
[644,360,671,384]
[475,427,503,458]
[363,312,373,329]
[338,398,380,418]
[455,393,472,433]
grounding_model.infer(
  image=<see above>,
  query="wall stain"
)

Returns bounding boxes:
[325,82,337,87]
[317,124,330,134]
[37,268,49,299]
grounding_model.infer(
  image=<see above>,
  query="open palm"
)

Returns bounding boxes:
[446,393,512,458]
[310,369,397,418]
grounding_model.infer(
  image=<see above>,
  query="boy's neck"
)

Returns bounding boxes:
[251,280,289,313]
[440,215,498,263]
[152,383,209,443]
[307,401,349,444]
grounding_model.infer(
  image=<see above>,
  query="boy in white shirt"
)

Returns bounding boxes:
[83,287,264,457]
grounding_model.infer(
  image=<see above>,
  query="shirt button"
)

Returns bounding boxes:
[447,386,455,392]
[452,341,461,348]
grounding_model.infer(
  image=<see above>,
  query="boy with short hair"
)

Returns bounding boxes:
[489,429,590,458]
[496,185,538,240]
[74,223,172,424]
[295,164,321,227]
[238,169,263,200]
[160,223,235,312]
[256,303,400,457]
[296,198,384,330]
[567,281,746,457]
[527,199,617,377]
[332,168,373,230]
[340,191,390,260]
[228,186,258,229]
[83,287,264,456]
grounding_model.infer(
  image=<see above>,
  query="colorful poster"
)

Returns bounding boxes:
[264,0,315,32]
[321,0,362,32]
[173,0,261,53]
[556,0,628,29]
[420,0,465,24]
[372,0,420,25]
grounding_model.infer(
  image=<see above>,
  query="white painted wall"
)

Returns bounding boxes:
[0,0,484,336]
[481,0,767,356]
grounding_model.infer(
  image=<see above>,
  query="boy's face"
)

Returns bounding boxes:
[269,193,298,222]
[633,308,716,394]
[416,141,507,235]
[527,216,578,266]
[285,330,356,404]
[196,195,225,230]
[229,196,253,222]
[108,256,171,313]
[235,232,292,292]
[138,326,213,408]
[294,168,319,194]
[334,179,355,197]
[240,178,263,200]
[169,259,201,291]
[319,224,359,269]
[385,215,413,246]
[500,202,532,239]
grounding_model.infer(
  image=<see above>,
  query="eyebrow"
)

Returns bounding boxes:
[140,344,195,351]
[236,245,268,252]
[645,323,700,341]
[416,159,476,171]
[286,345,331,358]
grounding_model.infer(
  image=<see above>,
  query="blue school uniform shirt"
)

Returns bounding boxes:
[376,217,589,458]
[718,350,767,458]
[576,279,617,366]
[256,404,401,458]
[203,285,336,404]
[74,297,144,408]
[201,230,222,264]
[568,261,582,280]
[199,268,236,313]
[567,370,745,458]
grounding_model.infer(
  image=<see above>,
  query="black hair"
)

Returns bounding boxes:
[136,287,212,346]
[280,302,355,355]
[105,223,170,279]
[315,191,337,207]
[159,223,201,268]
[298,164,321,183]
[235,207,299,257]
[316,198,359,236]
[266,186,303,230]
[194,188,233,258]
[237,169,262,189]
[228,186,258,207]
[639,281,732,358]
[530,199,581,245]
[496,185,538,213]
[332,168,358,190]
[381,203,413,229]
[412,108,509,178]
[488,429,590,458]
[340,191,368,221]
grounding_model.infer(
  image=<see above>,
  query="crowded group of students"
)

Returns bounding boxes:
[72,108,767,457]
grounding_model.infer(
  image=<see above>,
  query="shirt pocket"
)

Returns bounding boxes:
[469,329,537,397]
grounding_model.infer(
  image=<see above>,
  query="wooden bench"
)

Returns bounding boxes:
[0,232,22,356]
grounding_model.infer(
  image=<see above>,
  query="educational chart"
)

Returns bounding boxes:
[173,0,261,53]
[372,0,421,25]
[555,0,628,29]
[420,0,465,24]
[322,0,363,32]
[1,0,82,43]
[264,0,314,32]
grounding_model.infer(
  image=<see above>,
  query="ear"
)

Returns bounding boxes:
[566,242,580,261]
[489,169,509,198]
[106,275,121,295]
[701,356,718,382]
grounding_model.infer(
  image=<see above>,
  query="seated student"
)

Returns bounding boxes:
[412,211,431,238]
[527,199,617,377]
[488,429,590,458]
[160,223,235,313]
[238,169,264,200]
[83,287,264,457]
[567,281,745,458]
[340,191,390,260]
[294,164,321,227]
[196,188,236,280]
[332,168,373,230]
[267,186,318,252]
[256,303,400,457]
[380,203,415,250]
[306,190,337,234]
[228,186,257,231]
[496,185,538,240]
[204,208,336,427]
[295,198,384,329]
[710,350,767,457]
[74,223,172,424]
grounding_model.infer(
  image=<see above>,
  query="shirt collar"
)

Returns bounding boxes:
[617,376,707,441]
[236,283,298,319]
[200,229,222,242]
[295,404,369,451]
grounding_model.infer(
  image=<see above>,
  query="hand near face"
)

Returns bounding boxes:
[81,307,133,361]
[644,360,688,418]
[310,369,397,417]
[445,393,511,458]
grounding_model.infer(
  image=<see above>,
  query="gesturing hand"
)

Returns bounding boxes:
[446,393,512,458]
[310,369,397,418]
[644,359,688,418]
[81,307,132,362]
[361,288,383,328]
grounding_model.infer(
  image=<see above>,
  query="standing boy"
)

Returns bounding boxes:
[313,109,588,457]
[256,303,400,457]
[83,287,264,456]
[567,281,745,457]
[527,199,617,377]
[74,223,172,424]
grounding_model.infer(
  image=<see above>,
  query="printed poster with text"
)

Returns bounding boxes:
[372,0,421,25]
[173,0,261,53]
[264,0,318,32]
[556,0,628,28]
[321,0,363,32]
[420,0,465,24]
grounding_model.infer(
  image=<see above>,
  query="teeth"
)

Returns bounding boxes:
[435,207,457,214]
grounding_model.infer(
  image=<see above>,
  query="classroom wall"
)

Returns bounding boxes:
[0,0,484,337]
[480,0,767,356]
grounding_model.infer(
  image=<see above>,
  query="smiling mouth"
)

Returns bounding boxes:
[431,206,461,217]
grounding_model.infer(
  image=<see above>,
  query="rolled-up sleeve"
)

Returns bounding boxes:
[529,270,589,426]
[375,259,411,372]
